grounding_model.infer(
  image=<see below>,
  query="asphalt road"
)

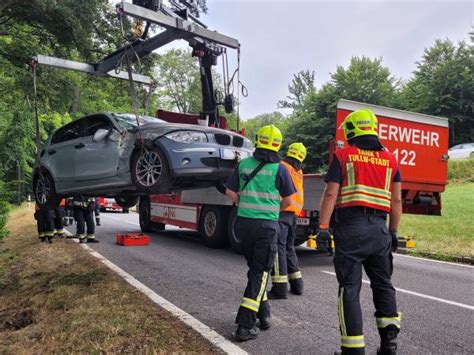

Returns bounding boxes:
[67,212,474,354]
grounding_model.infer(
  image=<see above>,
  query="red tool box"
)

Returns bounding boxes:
[115,233,150,246]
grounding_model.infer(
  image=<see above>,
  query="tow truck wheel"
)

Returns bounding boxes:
[227,207,243,254]
[131,146,172,194]
[139,197,154,233]
[200,206,228,248]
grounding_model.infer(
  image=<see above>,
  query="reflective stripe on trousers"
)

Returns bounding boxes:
[376,313,402,329]
[341,335,365,349]
[288,271,302,280]
[239,271,268,312]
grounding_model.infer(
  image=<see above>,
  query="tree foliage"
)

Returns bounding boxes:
[398,40,473,144]
[283,57,399,172]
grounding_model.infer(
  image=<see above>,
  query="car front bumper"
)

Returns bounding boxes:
[155,138,252,181]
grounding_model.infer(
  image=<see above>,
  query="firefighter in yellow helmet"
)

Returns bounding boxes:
[225,125,296,341]
[269,142,307,299]
[317,109,402,354]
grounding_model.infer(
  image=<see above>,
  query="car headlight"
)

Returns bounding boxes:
[165,131,208,144]
[243,138,254,151]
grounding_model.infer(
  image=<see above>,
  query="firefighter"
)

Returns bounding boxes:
[53,199,66,237]
[269,142,307,299]
[73,196,99,243]
[316,109,402,354]
[225,125,296,341]
[34,203,55,243]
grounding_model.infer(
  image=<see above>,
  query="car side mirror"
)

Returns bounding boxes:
[93,128,110,143]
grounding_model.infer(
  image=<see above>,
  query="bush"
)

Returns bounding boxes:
[0,180,11,240]
[448,157,474,183]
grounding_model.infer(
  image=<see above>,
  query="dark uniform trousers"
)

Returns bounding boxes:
[272,212,302,294]
[235,217,278,329]
[334,213,399,353]
[34,207,55,239]
[74,208,95,238]
[54,206,65,235]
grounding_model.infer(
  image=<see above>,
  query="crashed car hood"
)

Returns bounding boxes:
[138,122,242,138]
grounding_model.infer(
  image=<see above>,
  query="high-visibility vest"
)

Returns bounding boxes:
[237,157,280,220]
[281,160,304,215]
[335,146,399,213]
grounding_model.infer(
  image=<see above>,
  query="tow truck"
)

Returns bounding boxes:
[138,100,449,252]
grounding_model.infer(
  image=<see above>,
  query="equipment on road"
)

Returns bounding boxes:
[116,233,151,246]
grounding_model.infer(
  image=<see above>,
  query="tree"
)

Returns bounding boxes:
[283,57,399,172]
[398,39,473,145]
[278,70,316,110]
[155,49,202,113]
[241,112,287,142]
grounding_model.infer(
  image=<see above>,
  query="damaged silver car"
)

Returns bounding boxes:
[33,112,253,207]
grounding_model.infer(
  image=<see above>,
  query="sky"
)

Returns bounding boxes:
[153,0,472,119]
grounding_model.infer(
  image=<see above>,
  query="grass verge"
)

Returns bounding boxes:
[400,182,474,259]
[0,205,220,353]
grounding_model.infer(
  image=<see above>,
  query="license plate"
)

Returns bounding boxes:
[297,217,310,226]
[220,148,246,160]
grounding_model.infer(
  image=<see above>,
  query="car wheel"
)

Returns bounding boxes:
[115,196,138,209]
[200,206,228,248]
[131,146,172,194]
[227,207,243,254]
[139,197,154,233]
[33,172,59,207]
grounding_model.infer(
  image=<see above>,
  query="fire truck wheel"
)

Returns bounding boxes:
[139,197,154,233]
[227,207,243,254]
[131,146,172,194]
[200,206,228,248]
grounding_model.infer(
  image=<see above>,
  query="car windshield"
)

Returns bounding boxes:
[112,113,165,132]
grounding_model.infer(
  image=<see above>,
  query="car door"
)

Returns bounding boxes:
[45,119,84,183]
[74,114,122,181]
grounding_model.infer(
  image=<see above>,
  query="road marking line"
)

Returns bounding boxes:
[394,253,473,268]
[321,271,474,311]
[64,231,247,355]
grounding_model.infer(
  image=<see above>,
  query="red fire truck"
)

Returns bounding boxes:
[138,99,449,252]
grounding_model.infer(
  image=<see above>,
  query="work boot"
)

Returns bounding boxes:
[377,325,399,355]
[289,278,304,295]
[87,238,99,243]
[258,317,271,330]
[268,283,288,299]
[233,325,259,342]
[39,237,46,243]
[79,237,86,244]
[47,237,53,244]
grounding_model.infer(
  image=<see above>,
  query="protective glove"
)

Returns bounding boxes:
[390,232,398,252]
[316,228,331,252]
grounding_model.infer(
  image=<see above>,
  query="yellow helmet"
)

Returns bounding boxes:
[340,109,378,140]
[255,125,283,152]
[287,142,307,163]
